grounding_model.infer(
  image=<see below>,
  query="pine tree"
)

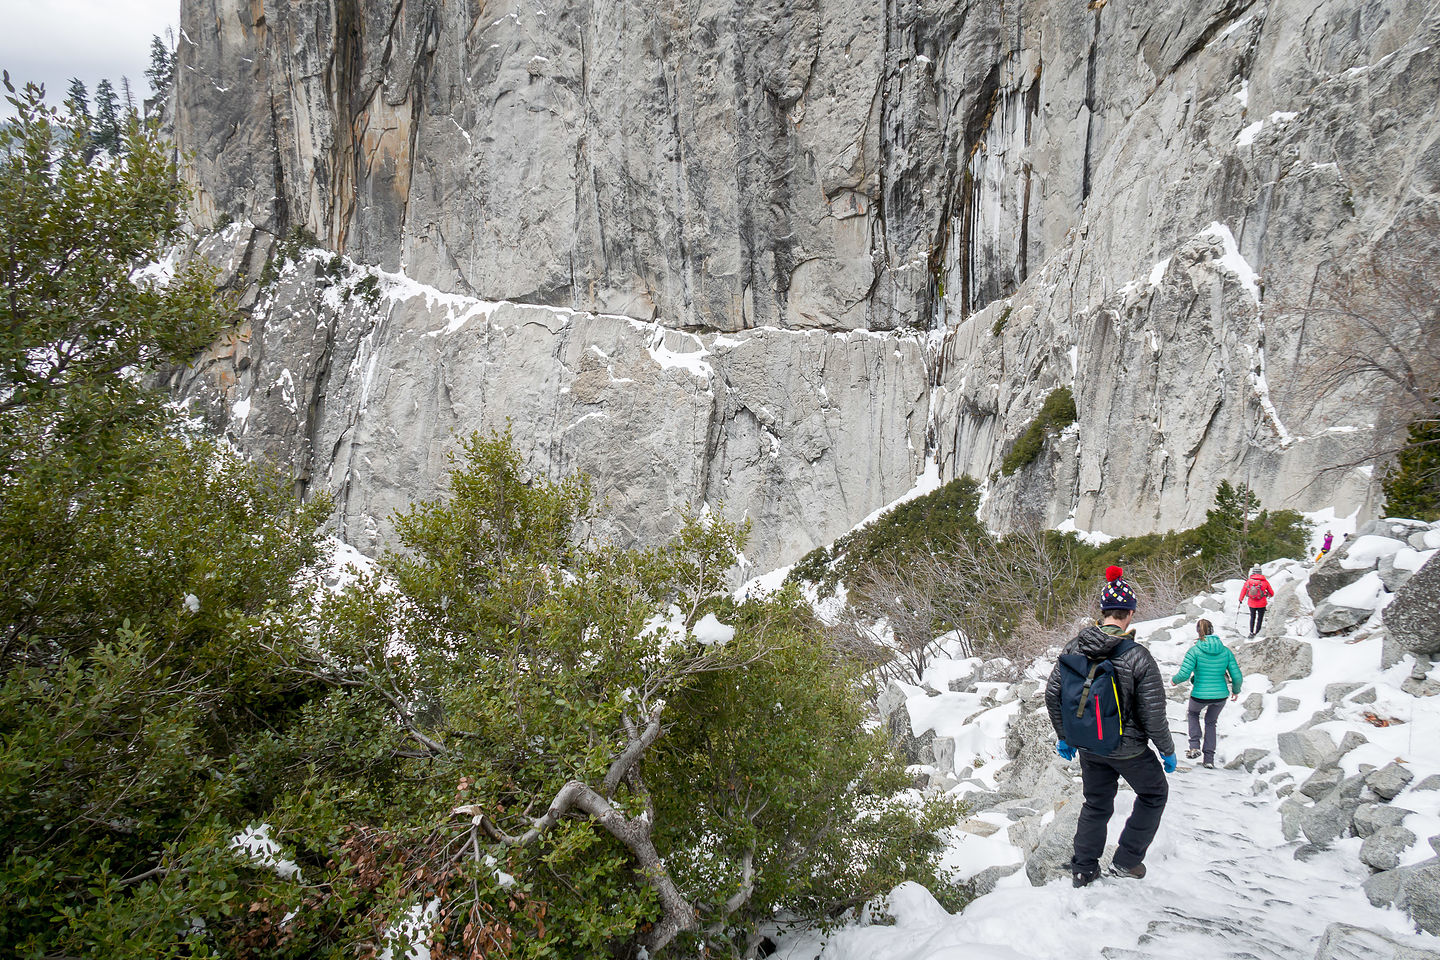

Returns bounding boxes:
[92,78,120,153]
[63,77,89,119]
[1383,413,1440,521]
[145,33,176,96]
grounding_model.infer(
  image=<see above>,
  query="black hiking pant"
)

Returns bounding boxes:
[1187,697,1227,763]
[1071,750,1169,874]
[1248,605,1267,635]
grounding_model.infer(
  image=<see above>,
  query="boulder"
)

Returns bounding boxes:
[1278,696,1301,713]
[932,736,957,775]
[1301,790,1364,845]
[1355,802,1415,838]
[1365,867,1404,908]
[1325,682,1364,703]
[1313,921,1440,959]
[968,863,1022,898]
[1403,676,1440,697]
[1024,798,1092,886]
[1280,797,1308,841]
[1358,520,1432,541]
[1235,636,1313,684]
[1241,693,1265,722]
[1299,767,1344,800]
[1310,535,1387,600]
[1314,596,1381,635]
[996,704,1062,798]
[1368,762,1416,801]
[1400,860,1440,935]
[1277,728,1338,768]
[1361,826,1418,872]
[1224,748,1269,772]
[1352,686,1378,705]
[1385,555,1440,656]
[1416,775,1440,793]
[1381,552,1420,593]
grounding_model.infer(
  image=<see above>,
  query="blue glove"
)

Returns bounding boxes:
[1056,739,1077,761]
[1162,753,1178,774]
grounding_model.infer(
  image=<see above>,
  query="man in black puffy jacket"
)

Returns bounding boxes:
[1044,573,1177,887]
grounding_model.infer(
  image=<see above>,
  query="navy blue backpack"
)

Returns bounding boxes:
[1057,637,1136,755]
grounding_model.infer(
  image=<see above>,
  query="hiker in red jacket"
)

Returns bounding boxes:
[1239,565,1274,637]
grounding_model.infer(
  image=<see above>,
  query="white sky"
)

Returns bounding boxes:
[0,0,179,116]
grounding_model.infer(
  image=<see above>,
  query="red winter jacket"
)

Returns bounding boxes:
[1240,574,1274,608]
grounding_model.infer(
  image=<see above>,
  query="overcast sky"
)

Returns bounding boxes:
[0,0,179,116]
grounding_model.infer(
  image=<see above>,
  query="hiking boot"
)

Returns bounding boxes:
[1203,760,1216,769]
[1185,749,1201,759]
[1108,863,1147,880]
[1072,868,1100,888]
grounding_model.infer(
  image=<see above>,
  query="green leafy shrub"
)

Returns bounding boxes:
[1000,387,1078,476]
[788,476,985,596]
[1383,412,1440,521]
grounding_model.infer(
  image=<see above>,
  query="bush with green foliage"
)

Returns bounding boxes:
[1197,480,1311,571]
[1000,388,1078,476]
[261,432,966,958]
[788,476,985,595]
[1383,413,1440,521]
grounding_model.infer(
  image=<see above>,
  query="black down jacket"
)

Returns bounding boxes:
[1045,625,1176,760]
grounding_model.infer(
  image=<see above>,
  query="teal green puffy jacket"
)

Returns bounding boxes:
[1172,635,1243,700]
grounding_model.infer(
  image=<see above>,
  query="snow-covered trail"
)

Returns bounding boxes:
[777,727,1408,960]
[776,597,1433,960]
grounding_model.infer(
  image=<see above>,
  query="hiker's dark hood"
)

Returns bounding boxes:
[1075,624,1133,659]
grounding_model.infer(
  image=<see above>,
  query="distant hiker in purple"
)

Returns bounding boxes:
[1045,567,1176,888]
[1171,618,1242,769]
[1239,565,1274,638]
[1317,531,1334,561]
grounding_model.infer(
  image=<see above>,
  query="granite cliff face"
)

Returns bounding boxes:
[171,0,1440,569]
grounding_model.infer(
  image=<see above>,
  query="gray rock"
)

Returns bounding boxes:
[1416,776,1440,793]
[1384,634,1412,671]
[1310,534,1390,600]
[1278,696,1301,713]
[1431,836,1440,858]
[1413,530,1439,551]
[1400,860,1440,935]
[1403,677,1440,697]
[997,705,1064,798]
[1352,686,1379,705]
[1242,693,1265,722]
[1280,797,1309,842]
[1381,553,1419,594]
[1339,731,1370,756]
[1277,729,1339,768]
[1313,921,1440,959]
[1224,748,1269,772]
[163,0,1440,574]
[888,709,935,765]
[1362,826,1419,872]
[1314,600,1378,635]
[1024,798,1089,886]
[1294,843,1327,863]
[1301,790,1364,845]
[931,736,957,775]
[1365,868,1405,908]
[968,863,1023,898]
[1368,762,1417,802]
[1355,803,1416,839]
[1386,556,1440,657]
[877,681,911,727]
[1235,637,1314,685]
[1299,767,1344,800]
[1325,682,1365,703]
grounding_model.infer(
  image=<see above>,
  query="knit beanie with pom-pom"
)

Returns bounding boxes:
[1105,565,1124,583]
[1100,577,1138,613]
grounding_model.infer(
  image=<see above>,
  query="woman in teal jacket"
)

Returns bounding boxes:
[1172,618,1242,768]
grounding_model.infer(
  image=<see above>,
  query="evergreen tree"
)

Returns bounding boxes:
[1199,480,1311,571]
[92,78,121,153]
[146,34,176,96]
[1383,412,1440,521]
[64,77,89,119]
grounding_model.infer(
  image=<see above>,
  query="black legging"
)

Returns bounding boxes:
[1249,605,1266,635]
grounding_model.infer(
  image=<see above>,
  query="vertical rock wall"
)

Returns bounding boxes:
[172,0,1440,568]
